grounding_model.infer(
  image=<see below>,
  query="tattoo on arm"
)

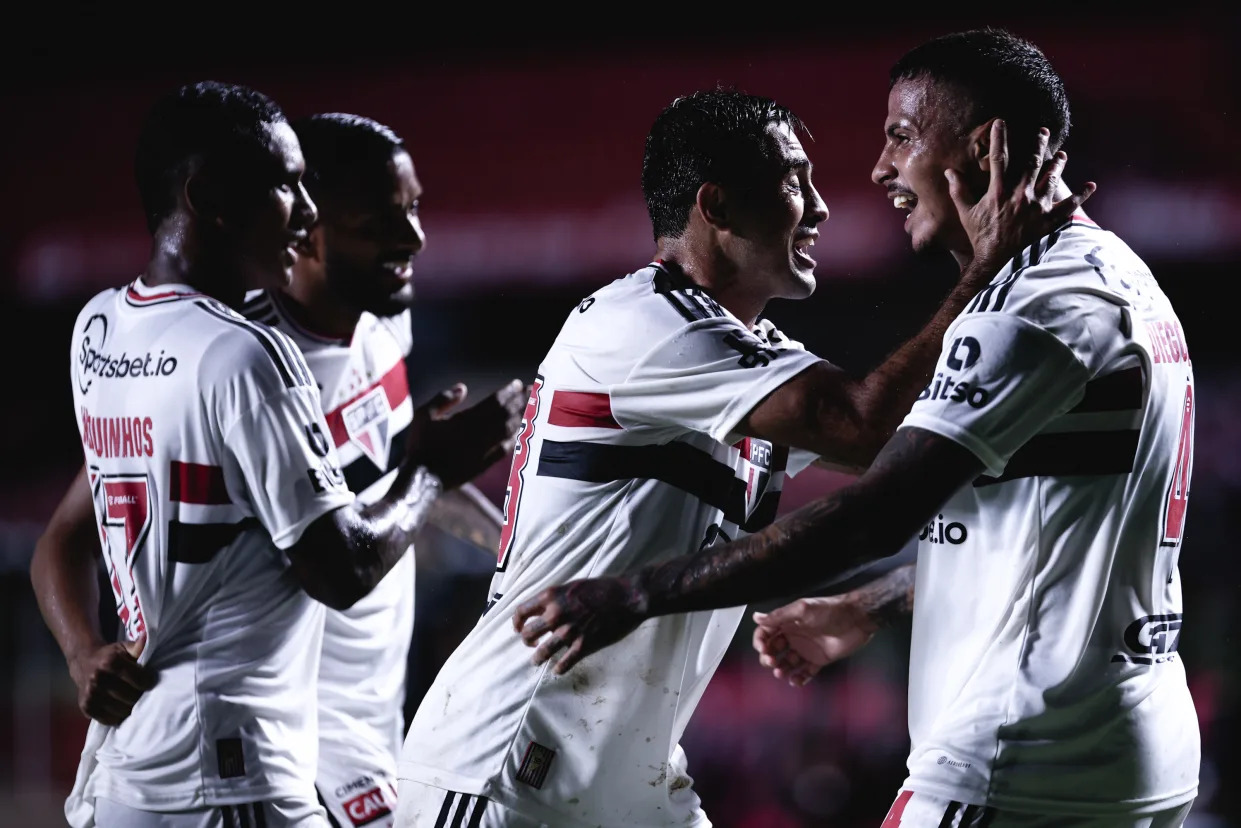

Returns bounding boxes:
[847,262,1002,459]
[637,428,972,616]
[852,563,917,628]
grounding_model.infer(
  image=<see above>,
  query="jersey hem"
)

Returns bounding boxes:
[397,763,488,796]
[86,773,317,811]
[904,778,1199,816]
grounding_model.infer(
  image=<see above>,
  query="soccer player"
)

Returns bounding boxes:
[257,112,519,828]
[396,88,1088,827]
[514,30,1200,827]
[30,83,517,828]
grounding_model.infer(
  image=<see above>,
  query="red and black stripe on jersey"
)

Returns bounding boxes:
[165,460,257,563]
[974,365,1145,487]
[537,389,787,532]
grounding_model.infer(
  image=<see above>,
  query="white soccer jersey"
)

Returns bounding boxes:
[899,218,1199,815]
[399,262,824,828]
[242,290,415,823]
[68,279,355,812]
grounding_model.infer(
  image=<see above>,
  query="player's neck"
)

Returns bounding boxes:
[653,238,763,327]
[280,276,361,340]
[144,221,246,309]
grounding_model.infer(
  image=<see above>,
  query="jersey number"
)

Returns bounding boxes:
[1160,382,1194,546]
[497,378,544,571]
[99,474,152,639]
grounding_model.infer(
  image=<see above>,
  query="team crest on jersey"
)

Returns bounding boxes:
[739,437,775,517]
[342,386,393,471]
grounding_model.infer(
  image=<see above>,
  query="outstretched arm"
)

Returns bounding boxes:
[753,561,917,686]
[287,380,525,609]
[513,427,982,673]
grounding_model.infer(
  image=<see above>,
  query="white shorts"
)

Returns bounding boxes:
[317,770,399,828]
[882,789,1195,828]
[393,779,538,828]
[95,796,329,828]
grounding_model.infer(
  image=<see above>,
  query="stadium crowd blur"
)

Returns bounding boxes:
[1,12,1235,826]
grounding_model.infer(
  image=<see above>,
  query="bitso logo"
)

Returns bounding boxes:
[918,336,990,408]
[946,336,981,370]
[1112,613,1182,665]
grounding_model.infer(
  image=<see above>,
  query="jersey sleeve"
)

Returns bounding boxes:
[214,331,355,550]
[609,316,825,443]
[899,312,1092,478]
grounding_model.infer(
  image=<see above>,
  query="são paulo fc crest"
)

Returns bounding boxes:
[342,386,393,472]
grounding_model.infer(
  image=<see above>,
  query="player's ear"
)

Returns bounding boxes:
[970,118,996,174]
[183,168,228,229]
[696,181,730,230]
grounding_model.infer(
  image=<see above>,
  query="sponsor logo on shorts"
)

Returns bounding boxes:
[343,786,392,827]
[1112,613,1182,665]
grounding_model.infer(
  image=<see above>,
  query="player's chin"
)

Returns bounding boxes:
[781,266,817,299]
[362,284,415,317]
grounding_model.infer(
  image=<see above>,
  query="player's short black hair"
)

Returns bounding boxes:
[134,81,287,234]
[292,113,407,206]
[642,88,810,241]
[890,27,1071,152]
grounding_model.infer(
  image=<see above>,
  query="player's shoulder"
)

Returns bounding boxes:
[192,297,316,393]
[567,262,737,339]
[968,218,1147,320]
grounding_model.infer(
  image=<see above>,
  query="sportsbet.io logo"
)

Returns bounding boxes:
[77,313,178,395]
[919,514,968,545]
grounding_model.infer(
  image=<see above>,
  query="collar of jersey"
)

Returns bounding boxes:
[127,277,206,303]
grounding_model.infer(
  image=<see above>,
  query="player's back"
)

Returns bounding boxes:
[901,219,1199,815]
[70,279,351,810]
[400,263,823,827]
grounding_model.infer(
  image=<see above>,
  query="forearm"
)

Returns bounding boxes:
[30,535,107,664]
[846,562,916,628]
[629,428,968,618]
[294,465,442,609]
[352,464,443,579]
[849,261,1000,453]
[635,483,908,616]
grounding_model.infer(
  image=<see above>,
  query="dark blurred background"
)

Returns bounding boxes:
[1,8,1236,826]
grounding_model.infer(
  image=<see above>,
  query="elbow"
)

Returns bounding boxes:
[302,578,367,611]
[290,562,370,611]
